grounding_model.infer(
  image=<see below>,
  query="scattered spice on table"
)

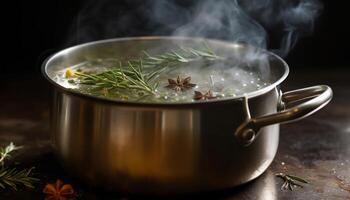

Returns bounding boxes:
[43,179,77,200]
[276,173,309,191]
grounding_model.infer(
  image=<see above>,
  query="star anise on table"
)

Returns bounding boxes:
[193,90,217,100]
[43,179,77,200]
[166,76,196,92]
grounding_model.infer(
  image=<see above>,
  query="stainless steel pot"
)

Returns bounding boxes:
[42,37,332,194]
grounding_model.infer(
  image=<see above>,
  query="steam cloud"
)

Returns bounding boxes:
[69,0,323,57]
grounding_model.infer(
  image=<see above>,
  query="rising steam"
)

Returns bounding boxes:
[68,0,323,57]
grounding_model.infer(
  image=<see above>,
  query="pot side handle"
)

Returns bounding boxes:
[234,85,333,146]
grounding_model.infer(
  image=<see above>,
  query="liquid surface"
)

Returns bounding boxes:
[54,58,270,103]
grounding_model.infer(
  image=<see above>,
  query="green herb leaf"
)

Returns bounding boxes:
[73,44,221,100]
[0,167,39,190]
[142,45,221,70]
[0,143,22,166]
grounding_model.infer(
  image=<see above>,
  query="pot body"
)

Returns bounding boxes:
[51,86,280,194]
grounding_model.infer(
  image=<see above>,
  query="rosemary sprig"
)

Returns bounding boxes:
[72,44,222,99]
[0,143,39,190]
[142,45,221,70]
[75,60,163,96]
[0,142,21,166]
[276,173,309,191]
[0,167,39,190]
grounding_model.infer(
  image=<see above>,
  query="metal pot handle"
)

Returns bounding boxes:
[235,85,333,146]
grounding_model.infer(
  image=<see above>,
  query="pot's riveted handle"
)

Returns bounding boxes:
[235,85,333,146]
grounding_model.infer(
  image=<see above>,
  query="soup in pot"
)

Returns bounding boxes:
[53,44,270,103]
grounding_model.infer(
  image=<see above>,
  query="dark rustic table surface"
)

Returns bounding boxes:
[1,68,349,200]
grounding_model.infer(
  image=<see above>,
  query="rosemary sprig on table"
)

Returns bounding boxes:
[0,142,21,166]
[0,167,38,190]
[0,143,39,190]
[276,173,309,191]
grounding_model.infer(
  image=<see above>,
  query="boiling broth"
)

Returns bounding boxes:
[54,57,270,103]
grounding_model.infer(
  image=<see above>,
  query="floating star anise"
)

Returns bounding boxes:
[43,179,76,200]
[193,90,217,100]
[166,76,196,92]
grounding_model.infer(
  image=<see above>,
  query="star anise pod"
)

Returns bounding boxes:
[166,76,196,92]
[43,179,76,200]
[193,90,217,100]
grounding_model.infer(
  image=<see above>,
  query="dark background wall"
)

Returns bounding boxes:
[3,0,349,75]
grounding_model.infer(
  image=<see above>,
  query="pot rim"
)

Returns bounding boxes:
[42,36,289,107]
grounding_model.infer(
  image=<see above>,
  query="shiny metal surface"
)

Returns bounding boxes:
[42,37,331,194]
[235,85,333,145]
[51,88,280,194]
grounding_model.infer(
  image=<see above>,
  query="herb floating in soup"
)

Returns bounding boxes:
[56,44,270,103]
